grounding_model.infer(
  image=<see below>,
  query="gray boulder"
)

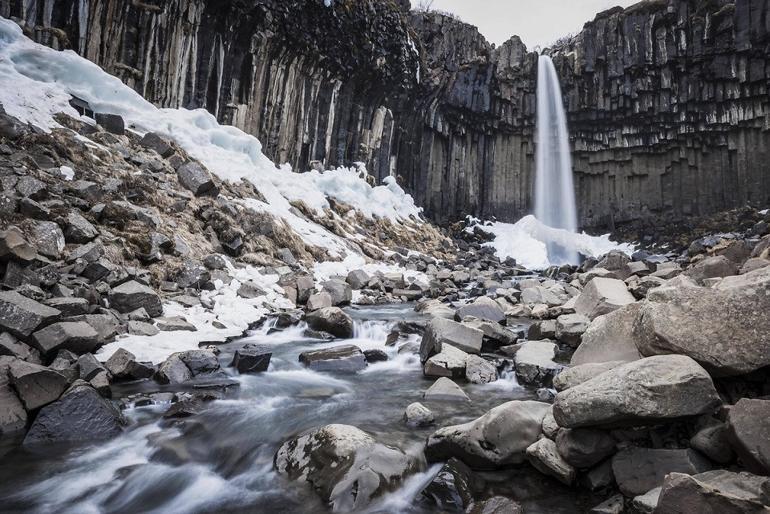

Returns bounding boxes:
[305,307,353,338]
[423,377,470,402]
[571,303,642,365]
[64,212,98,243]
[611,447,711,496]
[32,321,101,355]
[306,292,333,311]
[420,318,483,362]
[30,221,65,259]
[346,269,370,290]
[274,424,419,512]
[230,344,272,373]
[156,350,220,384]
[23,384,126,445]
[104,348,154,380]
[684,255,738,284]
[425,400,550,469]
[0,291,61,338]
[454,296,505,323]
[655,470,770,514]
[424,344,468,378]
[139,132,174,157]
[462,317,518,349]
[0,226,36,261]
[574,277,635,320]
[728,398,770,474]
[8,359,68,410]
[553,355,720,428]
[526,437,576,485]
[552,361,625,392]
[634,267,770,376]
[690,421,735,465]
[555,313,590,347]
[176,162,217,196]
[555,428,616,468]
[43,297,89,317]
[0,357,27,434]
[108,281,163,317]
[514,341,563,386]
[0,332,41,363]
[404,402,434,427]
[465,354,497,384]
[421,457,479,512]
[322,279,353,306]
[299,345,366,372]
[76,353,106,381]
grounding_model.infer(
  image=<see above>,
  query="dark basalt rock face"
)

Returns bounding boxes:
[6,0,770,229]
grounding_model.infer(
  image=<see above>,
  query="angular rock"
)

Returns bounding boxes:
[43,297,89,317]
[155,354,193,384]
[514,341,562,387]
[230,344,272,373]
[307,291,333,311]
[691,421,734,465]
[404,402,434,427]
[0,226,36,261]
[0,290,60,338]
[553,355,720,428]
[467,497,523,514]
[0,332,41,363]
[275,424,418,511]
[363,349,388,363]
[655,470,770,514]
[424,343,468,378]
[574,277,635,320]
[571,303,643,365]
[299,344,366,372]
[423,377,470,402]
[237,280,265,299]
[305,307,353,338]
[322,279,353,306]
[611,447,712,496]
[104,348,154,380]
[555,428,616,468]
[29,221,65,259]
[64,211,98,243]
[728,398,770,474]
[8,359,68,410]
[420,318,483,362]
[176,162,217,196]
[76,353,106,381]
[127,320,160,336]
[23,385,126,445]
[139,132,174,157]
[685,255,738,284]
[526,437,576,485]
[0,373,26,434]
[465,354,497,384]
[425,400,550,469]
[346,269,370,290]
[108,281,163,317]
[462,317,518,349]
[630,487,661,513]
[555,313,589,347]
[32,321,101,356]
[155,316,197,332]
[552,361,625,391]
[455,296,505,323]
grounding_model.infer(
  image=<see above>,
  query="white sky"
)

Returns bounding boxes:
[424,0,640,49]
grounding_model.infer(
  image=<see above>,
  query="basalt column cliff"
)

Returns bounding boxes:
[3,0,770,228]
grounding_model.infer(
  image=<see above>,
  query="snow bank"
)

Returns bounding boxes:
[0,18,421,258]
[470,215,634,270]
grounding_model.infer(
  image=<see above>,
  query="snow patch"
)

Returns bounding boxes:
[59,165,74,181]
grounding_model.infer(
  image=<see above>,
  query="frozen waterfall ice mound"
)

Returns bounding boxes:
[534,55,579,265]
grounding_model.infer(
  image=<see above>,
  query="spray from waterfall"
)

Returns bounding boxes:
[534,54,579,265]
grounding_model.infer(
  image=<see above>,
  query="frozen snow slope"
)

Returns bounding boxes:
[0,18,422,258]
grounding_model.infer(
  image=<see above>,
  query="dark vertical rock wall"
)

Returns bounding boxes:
[3,0,770,229]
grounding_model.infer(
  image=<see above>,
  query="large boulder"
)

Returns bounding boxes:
[156,350,221,384]
[420,318,483,362]
[32,321,101,356]
[8,359,68,410]
[23,384,126,445]
[425,400,550,469]
[553,355,720,428]
[611,447,712,496]
[571,303,642,365]
[64,211,98,243]
[455,296,505,323]
[655,470,770,514]
[322,280,353,306]
[108,281,163,318]
[29,221,65,259]
[635,267,770,376]
[299,345,366,373]
[424,344,468,378]
[423,377,470,402]
[574,278,635,320]
[274,424,419,512]
[525,437,576,485]
[684,255,738,284]
[513,341,563,386]
[728,398,770,474]
[555,313,589,347]
[104,348,154,380]
[552,361,625,392]
[465,355,497,384]
[0,226,37,261]
[230,344,272,373]
[555,428,616,468]
[462,317,518,349]
[0,291,61,338]
[305,307,353,338]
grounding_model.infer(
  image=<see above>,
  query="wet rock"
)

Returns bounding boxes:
[555,428,616,468]
[425,400,550,469]
[29,221,65,259]
[177,350,220,376]
[64,212,98,243]
[420,318,483,362]
[455,296,505,323]
[275,424,419,512]
[423,377,470,402]
[346,269,370,290]
[421,457,480,511]
[307,292,333,311]
[104,348,154,380]
[322,279,353,306]
[465,354,497,384]
[655,470,770,514]
[611,447,712,496]
[108,281,163,317]
[305,307,353,338]
[8,359,68,410]
[728,398,770,474]
[32,321,101,356]
[299,344,366,372]
[571,303,642,365]
[513,341,562,387]
[555,313,589,347]
[552,361,625,391]
[231,344,272,373]
[404,402,434,427]
[0,226,36,261]
[23,384,126,445]
[574,278,635,320]
[526,437,576,485]
[424,343,468,378]
[176,162,217,196]
[634,267,770,376]
[363,349,388,363]
[553,355,720,428]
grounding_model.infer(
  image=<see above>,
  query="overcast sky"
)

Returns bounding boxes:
[424,0,640,49]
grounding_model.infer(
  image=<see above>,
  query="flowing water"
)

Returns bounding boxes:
[534,55,579,266]
[0,305,594,513]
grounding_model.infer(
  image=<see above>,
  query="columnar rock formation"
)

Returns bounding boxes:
[4,0,770,228]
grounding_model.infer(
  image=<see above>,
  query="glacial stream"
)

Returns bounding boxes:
[0,305,595,513]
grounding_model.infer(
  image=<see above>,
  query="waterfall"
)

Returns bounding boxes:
[534,55,579,265]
